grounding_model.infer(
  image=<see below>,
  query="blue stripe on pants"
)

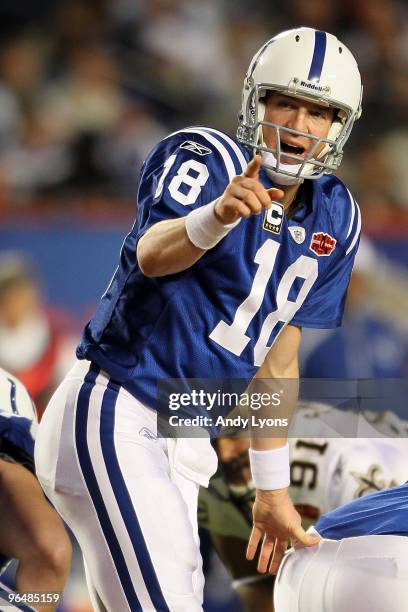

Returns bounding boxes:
[100,378,171,612]
[75,364,143,611]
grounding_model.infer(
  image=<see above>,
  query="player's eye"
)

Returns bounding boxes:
[310,109,330,120]
[277,100,294,109]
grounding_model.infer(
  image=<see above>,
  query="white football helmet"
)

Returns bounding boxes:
[237,28,363,183]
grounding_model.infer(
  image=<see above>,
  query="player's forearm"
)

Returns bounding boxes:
[248,326,299,491]
[250,328,299,453]
[137,217,205,277]
[137,156,284,278]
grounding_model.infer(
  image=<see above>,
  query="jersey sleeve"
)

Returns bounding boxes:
[291,187,361,329]
[315,482,408,539]
[135,128,248,240]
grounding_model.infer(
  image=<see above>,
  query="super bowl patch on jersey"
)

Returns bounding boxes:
[310,231,337,256]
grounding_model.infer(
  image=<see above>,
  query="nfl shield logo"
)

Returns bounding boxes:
[288,226,306,244]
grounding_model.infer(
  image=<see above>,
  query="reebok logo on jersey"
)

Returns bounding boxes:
[180,141,212,156]
[289,226,306,244]
[139,427,157,441]
[310,232,337,256]
[263,202,284,234]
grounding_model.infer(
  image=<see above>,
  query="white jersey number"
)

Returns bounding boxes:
[209,240,318,366]
[155,156,209,206]
[169,160,209,205]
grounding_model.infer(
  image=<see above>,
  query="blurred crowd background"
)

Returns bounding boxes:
[0,1,407,611]
[0,0,407,221]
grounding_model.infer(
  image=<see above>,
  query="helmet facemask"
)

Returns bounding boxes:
[237,28,362,184]
[238,83,354,183]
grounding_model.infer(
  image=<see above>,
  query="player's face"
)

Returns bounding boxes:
[262,93,334,164]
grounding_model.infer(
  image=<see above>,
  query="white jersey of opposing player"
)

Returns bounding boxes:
[289,403,408,518]
[0,367,37,421]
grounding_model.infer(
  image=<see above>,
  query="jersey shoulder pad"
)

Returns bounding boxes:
[318,175,361,254]
[0,368,37,421]
[143,126,248,181]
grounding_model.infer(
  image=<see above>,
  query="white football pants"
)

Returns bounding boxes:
[274,529,408,612]
[35,360,217,612]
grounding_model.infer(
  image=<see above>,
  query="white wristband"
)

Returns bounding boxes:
[249,443,290,491]
[185,199,240,250]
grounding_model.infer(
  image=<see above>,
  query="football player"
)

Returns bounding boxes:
[198,403,408,611]
[35,28,362,610]
[274,480,408,611]
[0,368,71,612]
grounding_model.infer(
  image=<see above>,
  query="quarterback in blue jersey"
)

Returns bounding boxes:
[0,368,71,612]
[36,28,362,611]
[274,484,408,611]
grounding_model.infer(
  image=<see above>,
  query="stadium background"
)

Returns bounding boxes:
[0,0,407,610]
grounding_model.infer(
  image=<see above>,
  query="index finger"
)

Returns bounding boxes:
[244,154,262,179]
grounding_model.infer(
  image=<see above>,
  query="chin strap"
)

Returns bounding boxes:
[261,150,305,185]
[316,113,344,159]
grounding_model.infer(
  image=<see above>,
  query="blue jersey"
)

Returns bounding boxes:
[77,127,361,410]
[0,412,36,467]
[0,369,36,469]
[315,482,408,538]
[0,371,36,577]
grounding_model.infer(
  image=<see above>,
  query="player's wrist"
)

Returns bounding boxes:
[185,199,241,250]
[249,443,290,491]
[255,487,289,500]
[213,199,240,225]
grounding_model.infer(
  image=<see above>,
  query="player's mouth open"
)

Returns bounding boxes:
[280,142,306,156]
